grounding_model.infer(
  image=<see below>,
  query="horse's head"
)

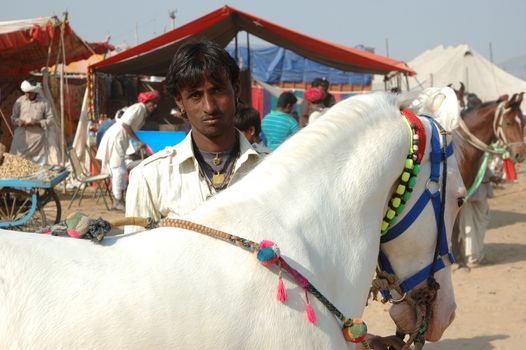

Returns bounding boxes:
[384,88,466,342]
[499,92,526,163]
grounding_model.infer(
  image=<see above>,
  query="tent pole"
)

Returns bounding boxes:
[246,32,251,72]
[59,13,68,166]
[0,108,13,136]
[234,32,238,63]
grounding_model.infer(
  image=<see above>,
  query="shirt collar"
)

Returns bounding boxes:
[174,129,260,166]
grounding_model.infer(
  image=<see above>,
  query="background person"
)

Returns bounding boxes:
[261,91,299,151]
[96,90,160,211]
[125,41,262,231]
[234,106,270,154]
[10,80,54,165]
[299,77,336,127]
[303,87,328,125]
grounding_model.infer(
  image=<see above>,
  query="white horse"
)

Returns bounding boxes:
[0,92,465,349]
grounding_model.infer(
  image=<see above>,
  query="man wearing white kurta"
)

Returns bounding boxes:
[96,91,160,210]
[10,80,54,165]
[125,131,260,232]
[125,41,262,233]
[458,169,493,265]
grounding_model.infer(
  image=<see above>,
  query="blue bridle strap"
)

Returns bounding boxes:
[379,116,455,297]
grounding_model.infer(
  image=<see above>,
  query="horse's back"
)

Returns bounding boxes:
[0,229,348,349]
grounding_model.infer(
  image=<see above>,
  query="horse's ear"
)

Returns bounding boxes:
[432,87,461,132]
[459,82,465,93]
[505,93,517,108]
[517,92,524,105]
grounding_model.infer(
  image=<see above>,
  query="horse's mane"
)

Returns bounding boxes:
[461,100,497,117]
[193,92,403,216]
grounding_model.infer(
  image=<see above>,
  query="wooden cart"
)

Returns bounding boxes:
[0,169,68,231]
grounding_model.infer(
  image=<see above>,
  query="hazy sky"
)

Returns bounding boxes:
[2,0,525,64]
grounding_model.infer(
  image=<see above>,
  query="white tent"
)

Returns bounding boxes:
[407,44,526,109]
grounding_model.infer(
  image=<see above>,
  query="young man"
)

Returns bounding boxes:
[10,80,54,165]
[125,41,261,230]
[261,91,299,151]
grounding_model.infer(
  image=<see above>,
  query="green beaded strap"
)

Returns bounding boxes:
[380,117,423,235]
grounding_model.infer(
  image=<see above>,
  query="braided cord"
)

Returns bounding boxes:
[158,218,367,344]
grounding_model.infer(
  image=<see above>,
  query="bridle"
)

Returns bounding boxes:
[375,111,455,348]
[457,101,525,154]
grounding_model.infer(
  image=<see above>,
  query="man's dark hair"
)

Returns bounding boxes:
[165,41,240,97]
[311,77,329,91]
[234,106,261,135]
[277,91,298,109]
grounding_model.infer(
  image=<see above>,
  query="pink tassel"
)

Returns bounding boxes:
[306,303,317,323]
[276,260,287,302]
[277,278,287,302]
[304,288,317,323]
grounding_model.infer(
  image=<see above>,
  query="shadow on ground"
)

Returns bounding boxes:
[425,334,508,349]
[489,210,526,229]
[482,242,526,265]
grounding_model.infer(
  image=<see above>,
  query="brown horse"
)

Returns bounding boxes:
[454,92,525,189]
[452,92,525,266]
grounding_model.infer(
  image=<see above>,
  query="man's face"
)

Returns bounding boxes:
[25,92,37,100]
[144,101,158,114]
[176,77,238,141]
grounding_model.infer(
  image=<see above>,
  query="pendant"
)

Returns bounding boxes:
[213,153,222,166]
[212,172,225,186]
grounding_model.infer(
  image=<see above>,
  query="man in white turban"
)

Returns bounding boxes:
[10,80,54,165]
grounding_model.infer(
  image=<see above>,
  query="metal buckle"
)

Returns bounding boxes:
[425,178,440,195]
[388,292,407,304]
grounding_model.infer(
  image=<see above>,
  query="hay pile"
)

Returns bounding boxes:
[0,153,45,179]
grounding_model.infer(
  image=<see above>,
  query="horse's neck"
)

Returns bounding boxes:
[188,102,409,316]
[461,105,497,188]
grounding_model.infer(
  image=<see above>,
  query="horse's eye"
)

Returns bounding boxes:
[457,197,465,207]
[505,121,512,127]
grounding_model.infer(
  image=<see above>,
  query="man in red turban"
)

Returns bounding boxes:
[96,90,160,211]
[303,87,328,125]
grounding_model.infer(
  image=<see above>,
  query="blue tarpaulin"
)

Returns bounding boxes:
[227,45,372,85]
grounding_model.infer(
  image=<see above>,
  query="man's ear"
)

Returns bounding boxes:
[248,126,256,136]
[174,95,187,119]
[175,95,184,111]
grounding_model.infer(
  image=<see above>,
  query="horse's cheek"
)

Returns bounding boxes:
[389,303,416,332]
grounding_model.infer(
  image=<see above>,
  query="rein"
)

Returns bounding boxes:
[457,101,524,154]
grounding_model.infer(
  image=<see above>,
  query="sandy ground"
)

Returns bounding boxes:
[55,162,526,349]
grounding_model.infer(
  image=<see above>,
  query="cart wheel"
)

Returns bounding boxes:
[37,189,62,225]
[0,188,47,232]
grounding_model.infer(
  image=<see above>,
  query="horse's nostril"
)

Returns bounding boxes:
[457,197,465,207]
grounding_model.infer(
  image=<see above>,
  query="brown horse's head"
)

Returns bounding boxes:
[500,92,526,163]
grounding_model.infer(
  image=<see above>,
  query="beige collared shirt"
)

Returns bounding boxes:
[125,130,262,232]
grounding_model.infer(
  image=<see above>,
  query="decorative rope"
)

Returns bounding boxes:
[369,270,404,304]
[87,67,96,120]
[159,218,370,346]
[381,110,425,235]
